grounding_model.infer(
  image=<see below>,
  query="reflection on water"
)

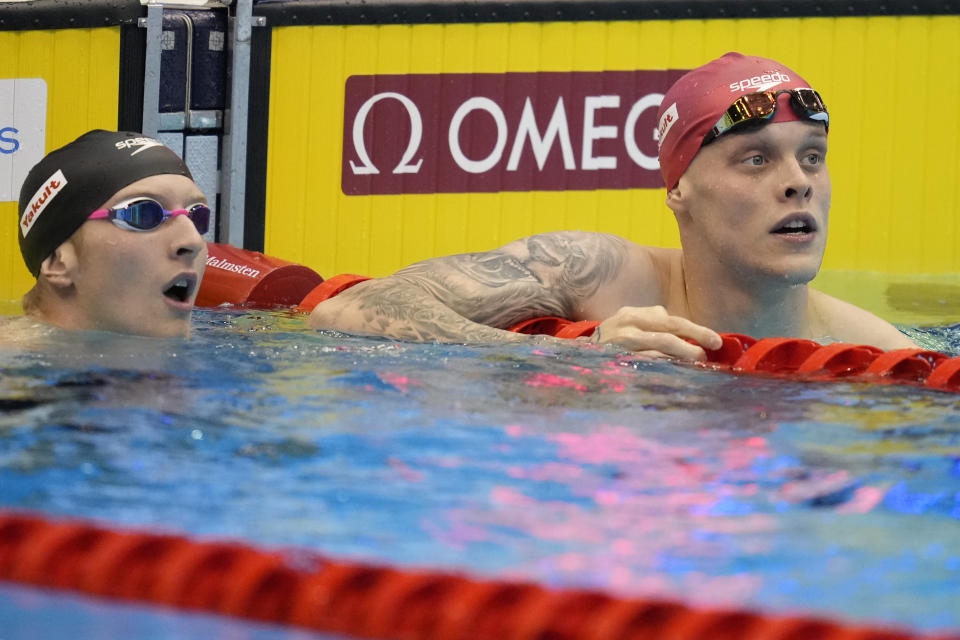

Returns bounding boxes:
[812,269,960,329]
[0,308,959,634]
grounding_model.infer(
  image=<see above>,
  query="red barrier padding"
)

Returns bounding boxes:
[509,316,572,336]
[704,333,758,366]
[511,590,616,640]
[427,579,503,640]
[196,243,324,309]
[362,572,470,639]
[926,357,960,392]
[295,274,373,313]
[288,560,346,628]
[9,522,115,588]
[658,609,767,640]
[450,582,553,640]
[509,318,600,339]
[292,562,380,631]
[0,511,956,640]
[219,553,300,620]
[863,349,948,382]
[0,514,43,576]
[555,320,601,339]
[156,542,264,609]
[795,343,884,378]
[79,532,189,600]
[592,600,711,639]
[733,338,822,374]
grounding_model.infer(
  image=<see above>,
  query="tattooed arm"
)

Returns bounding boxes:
[307,230,722,359]
[307,231,629,343]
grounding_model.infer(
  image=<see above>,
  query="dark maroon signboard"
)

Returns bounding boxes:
[341,70,687,195]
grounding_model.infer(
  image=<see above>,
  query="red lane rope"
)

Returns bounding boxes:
[704,335,960,392]
[507,317,960,393]
[2,510,956,640]
[291,275,959,393]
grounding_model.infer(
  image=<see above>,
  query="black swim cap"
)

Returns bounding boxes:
[17,129,193,277]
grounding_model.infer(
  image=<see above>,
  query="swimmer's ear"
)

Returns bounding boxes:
[37,241,79,289]
[665,183,686,215]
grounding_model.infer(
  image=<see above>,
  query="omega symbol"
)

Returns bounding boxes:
[349,92,423,175]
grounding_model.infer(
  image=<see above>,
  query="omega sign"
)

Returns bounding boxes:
[342,70,686,195]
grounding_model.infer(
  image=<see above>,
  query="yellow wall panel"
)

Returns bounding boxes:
[507,22,540,70]
[823,18,863,269]
[887,18,926,273]
[922,19,960,273]
[265,16,960,280]
[1,27,121,303]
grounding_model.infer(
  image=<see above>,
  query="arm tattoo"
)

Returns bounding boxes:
[315,232,628,343]
[394,231,627,329]
[322,277,528,343]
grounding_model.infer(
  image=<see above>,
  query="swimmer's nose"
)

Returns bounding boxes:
[167,213,207,261]
[782,162,813,201]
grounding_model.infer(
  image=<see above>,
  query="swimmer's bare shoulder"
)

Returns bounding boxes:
[0,316,58,349]
[808,289,917,349]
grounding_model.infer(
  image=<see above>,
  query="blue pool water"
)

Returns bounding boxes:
[1,309,959,638]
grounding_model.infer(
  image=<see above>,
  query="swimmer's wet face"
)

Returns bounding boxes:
[18,129,208,337]
[66,174,208,337]
[656,53,831,287]
[671,118,830,286]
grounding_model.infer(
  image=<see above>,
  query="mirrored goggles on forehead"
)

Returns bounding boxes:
[88,198,211,235]
[702,88,829,145]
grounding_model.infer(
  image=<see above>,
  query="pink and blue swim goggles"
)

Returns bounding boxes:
[88,197,210,235]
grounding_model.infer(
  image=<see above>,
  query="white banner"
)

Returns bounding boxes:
[1,78,47,203]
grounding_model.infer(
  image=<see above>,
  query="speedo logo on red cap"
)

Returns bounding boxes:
[729,71,790,93]
[20,169,67,238]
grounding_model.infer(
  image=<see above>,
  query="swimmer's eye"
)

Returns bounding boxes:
[743,154,765,166]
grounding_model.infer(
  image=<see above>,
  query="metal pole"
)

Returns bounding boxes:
[220,0,252,247]
[140,2,164,137]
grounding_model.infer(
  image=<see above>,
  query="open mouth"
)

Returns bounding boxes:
[771,215,817,235]
[163,276,196,303]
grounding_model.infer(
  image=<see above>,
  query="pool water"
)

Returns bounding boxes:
[1,308,959,637]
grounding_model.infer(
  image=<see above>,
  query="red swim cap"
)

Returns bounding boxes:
[656,52,817,190]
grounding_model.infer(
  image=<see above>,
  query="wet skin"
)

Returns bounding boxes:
[63,174,208,338]
[670,119,831,289]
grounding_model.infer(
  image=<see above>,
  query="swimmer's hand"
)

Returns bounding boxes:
[588,306,723,361]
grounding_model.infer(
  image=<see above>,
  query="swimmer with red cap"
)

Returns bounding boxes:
[16,130,209,337]
[318,52,916,356]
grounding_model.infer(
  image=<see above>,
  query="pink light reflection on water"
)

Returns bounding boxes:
[836,485,888,514]
[524,359,632,394]
[525,373,588,392]
[379,371,423,392]
[423,417,890,607]
[551,427,707,465]
[387,456,425,482]
[425,423,781,604]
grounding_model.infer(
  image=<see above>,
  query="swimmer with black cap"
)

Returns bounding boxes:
[307,52,917,356]
[17,130,209,337]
